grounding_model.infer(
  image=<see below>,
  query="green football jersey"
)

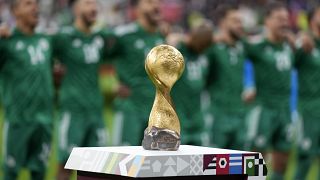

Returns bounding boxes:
[106,22,164,114]
[245,37,293,106]
[0,28,54,123]
[53,26,106,112]
[295,37,320,114]
[172,42,209,126]
[206,41,246,112]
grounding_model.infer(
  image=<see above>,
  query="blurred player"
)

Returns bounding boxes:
[294,6,320,180]
[0,0,53,179]
[53,0,107,179]
[206,4,248,150]
[244,2,293,179]
[171,20,213,145]
[107,0,164,146]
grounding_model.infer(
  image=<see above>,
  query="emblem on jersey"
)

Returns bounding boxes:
[16,41,25,50]
[72,39,82,48]
[28,45,45,65]
[94,36,104,49]
[187,56,207,81]
[39,38,49,50]
[199,55,208,68]
[229,48,239,65]
[235,42,244,54]
[135,39,145,49]
[275,51,291,71]
[83,44,99,64]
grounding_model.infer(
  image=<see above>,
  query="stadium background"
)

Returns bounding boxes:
[0,0,318,179]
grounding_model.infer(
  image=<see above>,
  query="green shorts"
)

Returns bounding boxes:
[178,110,205,146]
[2,121,52,174]
[297,102,320,156]
[245,104,292,152]
[57,110,106,163]
[210,107,247,150]
[112,99,148,146]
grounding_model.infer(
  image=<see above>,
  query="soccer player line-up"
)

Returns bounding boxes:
[293,5,320,180]
[0,0,54,179]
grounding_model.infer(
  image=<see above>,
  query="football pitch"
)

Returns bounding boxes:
[0,109,318,180]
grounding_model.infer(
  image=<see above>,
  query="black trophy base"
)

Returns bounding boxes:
[142,126,180,151]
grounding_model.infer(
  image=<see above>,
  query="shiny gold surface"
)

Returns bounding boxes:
[145,45,185,135]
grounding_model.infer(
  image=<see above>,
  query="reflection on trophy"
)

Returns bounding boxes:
[142,45,185,151]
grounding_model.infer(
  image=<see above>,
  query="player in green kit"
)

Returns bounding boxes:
[171,21,213,146]
[107,0,164,146]
[294,6,320,180]
[244,2,293,180]
[0,0,53,179]
[206,5,248,150]
[53,0,107,179]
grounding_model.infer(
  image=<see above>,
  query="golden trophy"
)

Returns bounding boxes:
[142,45,184,151]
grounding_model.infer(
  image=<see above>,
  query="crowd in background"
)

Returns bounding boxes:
[1,0,319,33]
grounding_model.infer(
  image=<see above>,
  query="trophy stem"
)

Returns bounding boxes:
[148,88,180,134]
[142,88,181,151]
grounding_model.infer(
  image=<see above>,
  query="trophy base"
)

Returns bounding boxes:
[142,126,180,151]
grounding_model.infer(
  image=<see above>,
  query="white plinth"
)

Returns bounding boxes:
[65,145,267,179]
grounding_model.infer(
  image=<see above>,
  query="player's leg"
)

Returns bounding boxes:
[246,105,287,179]
[85,112,107,147]
[294,112,317,180]
[3,121,33,180]
[177,111,189,145]
[116,112,146,146]
[2,121,18,180]
[233,112,247,151]
[112,109,125,145]
[189,112,205,146]
[244,105,273,152]
[112,99,140,145]
[245,104,282,177]
[179,110,203,146]
[210,109,230,148]
[57,111,86,180]
[271,108,292,180]
[119,113,141,145]
[27,121,52,180]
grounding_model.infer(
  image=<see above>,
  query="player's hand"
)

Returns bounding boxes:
[116,84,131,98]
[297,32,314,53]
[242,87,256,103]
[0,24,11,38]
[284,30,296,48]
[166,33,185,46]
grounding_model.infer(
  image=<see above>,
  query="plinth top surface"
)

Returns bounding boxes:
[71,145,252,156]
